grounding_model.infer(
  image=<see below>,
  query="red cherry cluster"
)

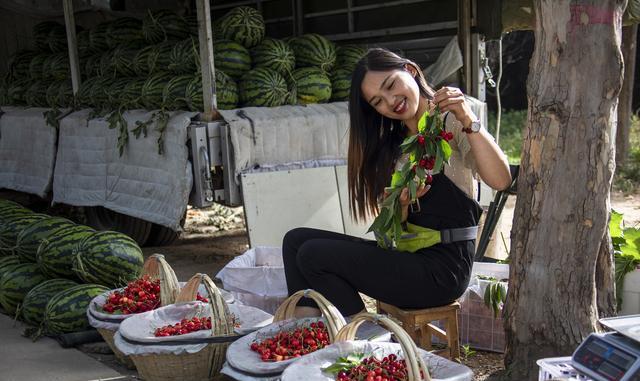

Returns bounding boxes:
[154,316,212,337]
[416,130,453,147]
[250,321,330,362]
[335,354,423,381]
[102,275,161,314]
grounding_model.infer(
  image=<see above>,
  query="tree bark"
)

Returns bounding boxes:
[596,229,616,318]
[616,24,637,167]
[504,1,625,379]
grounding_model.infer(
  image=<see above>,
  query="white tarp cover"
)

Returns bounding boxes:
[0,107,63,197]
[218,103,350,182]
[52,109,195,230]
[281,340,473,381]
[115,301,273,356]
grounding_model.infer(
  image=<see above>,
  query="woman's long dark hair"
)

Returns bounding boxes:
[348,48,434,222]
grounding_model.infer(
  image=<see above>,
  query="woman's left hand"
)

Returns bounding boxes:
[433,86,473,127]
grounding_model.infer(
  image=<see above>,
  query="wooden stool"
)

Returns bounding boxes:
[377,301,460,360]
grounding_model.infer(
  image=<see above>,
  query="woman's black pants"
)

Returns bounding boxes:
[282,227,469,316]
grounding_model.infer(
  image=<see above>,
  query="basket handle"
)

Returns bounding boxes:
[141,254,180,306]
[335,312,432,381]
[273,289,347,342]
[176,273,234,337]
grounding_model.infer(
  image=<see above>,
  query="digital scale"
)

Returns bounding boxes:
[571,315,640,381]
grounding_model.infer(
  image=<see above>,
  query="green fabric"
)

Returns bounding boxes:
[395,223,442,253]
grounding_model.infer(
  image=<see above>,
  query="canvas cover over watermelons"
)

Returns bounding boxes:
[251,38,295,76]
[0,263,47,314]
[239,67,288,107]
[37,224,95,279]
[142,9,190,44]
[219,6,265,48]
[214,40,251,80]
[14,216,76,263]
[21,279,78,326]
[292,67,332,104]
[290,34,336,73]
[44,284,109,334]
[330,68,352,101]
[73,231,144,288]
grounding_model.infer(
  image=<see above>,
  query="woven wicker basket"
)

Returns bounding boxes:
[273,289,347,341]
[94,254,179,369]
[335,312,432,381]
[129,273,236,381]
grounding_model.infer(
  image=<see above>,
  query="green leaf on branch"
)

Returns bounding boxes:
[415,166,426,182]
[409,178,417,201]
[418,111,428,133]
[439,139,452,162]
[433,145,444,174]
[400,134,418,151]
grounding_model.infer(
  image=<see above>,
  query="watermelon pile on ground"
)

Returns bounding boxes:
[0,199,144,337]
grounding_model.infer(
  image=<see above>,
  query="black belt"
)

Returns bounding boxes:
[440,226,478,244]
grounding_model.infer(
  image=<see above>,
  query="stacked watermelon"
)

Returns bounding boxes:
[0,199,146,336]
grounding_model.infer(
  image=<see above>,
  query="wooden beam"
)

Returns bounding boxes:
[458,0,471,93]
[196,0,218,121]
[62,0,81,94]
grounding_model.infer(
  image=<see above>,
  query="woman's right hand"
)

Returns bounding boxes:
[397,183,431,221]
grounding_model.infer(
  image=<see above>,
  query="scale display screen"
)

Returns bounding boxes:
[573,334,640,381]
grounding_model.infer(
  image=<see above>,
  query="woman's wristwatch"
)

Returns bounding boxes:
[462,118,481,134]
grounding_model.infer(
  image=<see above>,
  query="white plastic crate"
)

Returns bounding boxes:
[537,357,592,381]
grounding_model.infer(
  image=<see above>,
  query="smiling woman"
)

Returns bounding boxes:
[281,48,511,319]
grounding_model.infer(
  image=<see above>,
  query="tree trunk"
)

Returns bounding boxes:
[616,24,637,168]
[504,1,625,379]
[596,229,616,317]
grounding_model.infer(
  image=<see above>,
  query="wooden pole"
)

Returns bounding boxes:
[458,0,471,93]
[62,0,81,94]
[196,0,218,121]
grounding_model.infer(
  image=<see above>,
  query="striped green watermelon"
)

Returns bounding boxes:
[240,68,288,107]
[45,80,73,108]
[28,54,48,79]
[0,257,20,280]
[15,217,76,263]
[219,6,265,48]
[134,41,177,75]
[106,77,131,109]
[44,284,109,334]
[73,231,144,288]
[99,50,116,78]
[214,40,251,80]
[0,201,30,221]
[33,22,61,52]
[141,72,173,110]
[81,53,102,79]
[184,71,239,111]
[330,68,352,101]
[6,78,31,106]
[0,213,47,254]
[290,34,336,72]
[336,45,367,71]
[292,67,332,104]
[143,9,190,43]
[106,18,144,49]
[88,76,113,109]
[46,25,68,53]
[0,263,47,314]
[251,38,295,76]
[121,78,146,110]
[45,53,71,81]
[25,80,52,107]
[9,50,38,79]
[110,46,139,77]
[21,279,78,326]
[89,21,112,52]
[76,76,100,108]
[162,74,192,110]
[37,225,95,279]
[77,30,93,58]
[169,37,200,74]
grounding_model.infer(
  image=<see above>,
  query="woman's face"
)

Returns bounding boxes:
[360,66,420,121]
